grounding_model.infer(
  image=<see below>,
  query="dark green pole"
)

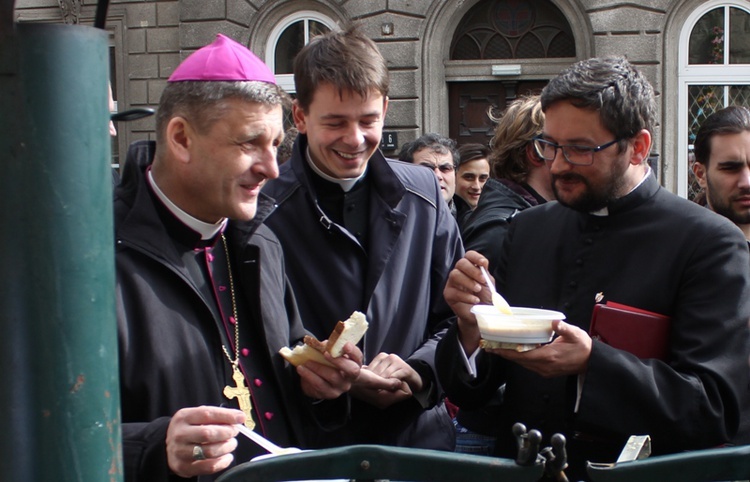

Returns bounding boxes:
[0,20,122,482]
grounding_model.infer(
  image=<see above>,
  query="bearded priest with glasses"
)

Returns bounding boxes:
[437,57,750,481]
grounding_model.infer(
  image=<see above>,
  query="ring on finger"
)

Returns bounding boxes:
[193,445,206,461]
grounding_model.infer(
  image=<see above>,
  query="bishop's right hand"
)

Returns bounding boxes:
[166,406,244,478]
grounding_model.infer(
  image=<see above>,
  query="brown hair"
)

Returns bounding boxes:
[488,94,544,183]
[293,24,389,112]
[457,143,489,167]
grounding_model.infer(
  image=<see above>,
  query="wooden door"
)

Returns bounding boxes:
[448,80,547,146]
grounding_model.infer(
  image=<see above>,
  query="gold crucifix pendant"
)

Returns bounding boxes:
[223,366,255,430]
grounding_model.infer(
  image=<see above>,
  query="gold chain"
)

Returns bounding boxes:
[220,233,240,367]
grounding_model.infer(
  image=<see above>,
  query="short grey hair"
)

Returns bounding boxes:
[398,133,459,166]
[156,81,290,142]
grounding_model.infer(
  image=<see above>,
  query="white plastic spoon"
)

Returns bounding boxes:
[236,424,300,455]
[479,266,513,315]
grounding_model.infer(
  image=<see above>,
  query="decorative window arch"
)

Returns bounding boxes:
[450,0,575,60]
[265,11,336,93]
[441,0,577,145]
[677,1,750,199]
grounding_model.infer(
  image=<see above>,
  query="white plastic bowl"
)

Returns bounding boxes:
[471,305,566,344]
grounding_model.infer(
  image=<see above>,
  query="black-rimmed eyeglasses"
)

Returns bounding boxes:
[532,137,621,166]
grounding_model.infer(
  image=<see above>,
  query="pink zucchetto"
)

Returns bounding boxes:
[168,34,276,84]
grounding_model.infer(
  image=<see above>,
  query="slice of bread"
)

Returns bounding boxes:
[279,345,335,368]
[326,311,368,357]
[279,311,369,366]
[303,334,326,353]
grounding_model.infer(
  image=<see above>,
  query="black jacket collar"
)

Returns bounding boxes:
[606,170,660,216]
[275,134,407,210]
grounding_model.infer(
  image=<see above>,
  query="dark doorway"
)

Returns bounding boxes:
[448,80,547,146]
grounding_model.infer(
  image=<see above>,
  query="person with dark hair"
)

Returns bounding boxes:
[454,143,490,212]
[692,106,750,241]
[691,105,750,446]
[398,133,460,215]
[262,24,463,451]
[115,34,360,481]
[437,57,750,480]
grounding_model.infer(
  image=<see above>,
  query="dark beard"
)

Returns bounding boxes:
[707,190,750,226]
[552,171,626,212]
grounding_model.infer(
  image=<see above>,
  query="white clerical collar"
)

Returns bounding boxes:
[590,166,651,217]
[147,169,227,240]
[305,147,366,192]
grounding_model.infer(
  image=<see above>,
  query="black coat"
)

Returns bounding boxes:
[454,178,546,434]
[460,178,542,267]
[438,173,750,478]
[262,135,463,450]
[115,141,344,482]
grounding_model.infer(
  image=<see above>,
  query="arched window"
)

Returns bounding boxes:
[678,2,750,199]
[444,0,577,145]
[450,0,575,60]
[265,12,335,93]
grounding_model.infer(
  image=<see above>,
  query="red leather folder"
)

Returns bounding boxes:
[589,301,671,360]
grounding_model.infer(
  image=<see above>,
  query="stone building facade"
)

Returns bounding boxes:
[13,0,750,196]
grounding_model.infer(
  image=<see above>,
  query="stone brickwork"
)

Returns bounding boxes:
[584,1,670,180]
[12,0,709,187]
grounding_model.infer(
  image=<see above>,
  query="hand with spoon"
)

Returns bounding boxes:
[479,265,513,315]
[443,251,507,353]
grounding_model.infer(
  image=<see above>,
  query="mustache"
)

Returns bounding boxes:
[731,189,750,200]
[552,173,588,184]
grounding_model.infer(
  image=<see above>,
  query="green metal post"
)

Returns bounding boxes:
[0,22,122,481]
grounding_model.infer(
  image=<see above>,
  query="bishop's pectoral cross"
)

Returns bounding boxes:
[224,366,255,430]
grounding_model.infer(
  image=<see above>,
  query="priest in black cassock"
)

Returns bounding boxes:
[437,57,750,481]
[114,34,362,482]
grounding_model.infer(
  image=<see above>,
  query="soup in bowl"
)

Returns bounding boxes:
[472,305,566,345]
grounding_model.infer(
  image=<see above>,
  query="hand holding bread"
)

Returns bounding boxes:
[279,311,368,367]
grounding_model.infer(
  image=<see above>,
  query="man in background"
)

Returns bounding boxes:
[454,143,490,213]
[691,105,750,446]
[398,133,461,218]
[692,106,750,242]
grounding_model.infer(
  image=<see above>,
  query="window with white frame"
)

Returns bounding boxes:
[265,12,336,93]
[678,1,750,199]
